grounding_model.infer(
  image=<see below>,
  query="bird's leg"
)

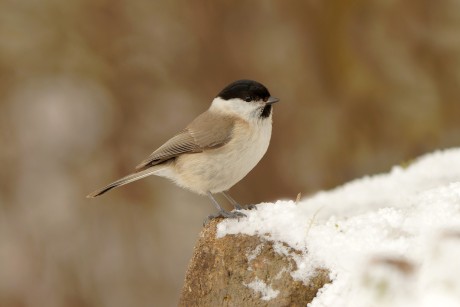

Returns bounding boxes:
[222,191,257,210]
[204,192,246,224]
[222,191,243,210]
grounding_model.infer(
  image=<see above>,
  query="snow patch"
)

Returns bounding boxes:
[244,277,280,301]
[246,243,264,263]
[217,148,460,305]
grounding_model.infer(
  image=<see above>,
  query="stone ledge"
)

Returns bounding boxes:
[179,218,330,307]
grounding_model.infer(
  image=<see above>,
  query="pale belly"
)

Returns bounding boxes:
[170,120,272,194]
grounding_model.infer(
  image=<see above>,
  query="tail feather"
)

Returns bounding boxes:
[86,167,162,198]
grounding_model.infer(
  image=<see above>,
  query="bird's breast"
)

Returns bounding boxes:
[172,117,273,194]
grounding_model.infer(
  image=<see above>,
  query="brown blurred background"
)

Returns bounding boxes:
[1,0,460,306]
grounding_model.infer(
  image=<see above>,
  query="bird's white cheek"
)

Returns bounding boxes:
[210,97,261,120]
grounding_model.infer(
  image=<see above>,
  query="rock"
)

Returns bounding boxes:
[179,218,330,307]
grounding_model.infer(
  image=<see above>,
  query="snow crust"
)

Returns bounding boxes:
[217,148,460,306]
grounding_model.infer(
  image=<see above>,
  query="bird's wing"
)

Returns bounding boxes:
[135,111,235,170]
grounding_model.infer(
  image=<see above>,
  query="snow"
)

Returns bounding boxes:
[244,277,280,301]
[246,243,264,263]
[217,148,460,306]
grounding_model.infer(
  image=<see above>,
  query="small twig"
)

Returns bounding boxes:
[295,192,302,204]
[305,207,323,238]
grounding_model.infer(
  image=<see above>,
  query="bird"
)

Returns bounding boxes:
[87,79,279,220]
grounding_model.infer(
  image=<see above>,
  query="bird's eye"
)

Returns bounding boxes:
[244,96,252,102]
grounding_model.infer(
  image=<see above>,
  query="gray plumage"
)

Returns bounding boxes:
[136,111,235,171]
[87,111,236,198]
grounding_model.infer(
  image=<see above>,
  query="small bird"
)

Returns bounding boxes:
[87,79,279,220]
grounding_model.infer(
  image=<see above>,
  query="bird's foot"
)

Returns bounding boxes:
[203,210,246,225]
[233,204,257,210]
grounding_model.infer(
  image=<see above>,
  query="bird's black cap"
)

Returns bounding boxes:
[217,79,272,102]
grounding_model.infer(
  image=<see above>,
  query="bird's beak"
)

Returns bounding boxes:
[266,96,280,105]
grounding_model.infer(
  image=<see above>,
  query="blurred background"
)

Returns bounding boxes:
[1,0,460,306]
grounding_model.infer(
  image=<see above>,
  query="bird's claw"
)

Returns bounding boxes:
[203,210,246,226]
[234,204,257,210]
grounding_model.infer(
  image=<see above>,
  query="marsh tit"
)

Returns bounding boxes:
[87,79,279,220]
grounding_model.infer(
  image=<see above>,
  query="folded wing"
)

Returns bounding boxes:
[135,111,235,171]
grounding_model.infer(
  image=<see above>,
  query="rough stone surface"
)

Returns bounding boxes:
[179,218,331,307]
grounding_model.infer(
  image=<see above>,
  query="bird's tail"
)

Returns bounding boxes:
[86,167,163,198]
